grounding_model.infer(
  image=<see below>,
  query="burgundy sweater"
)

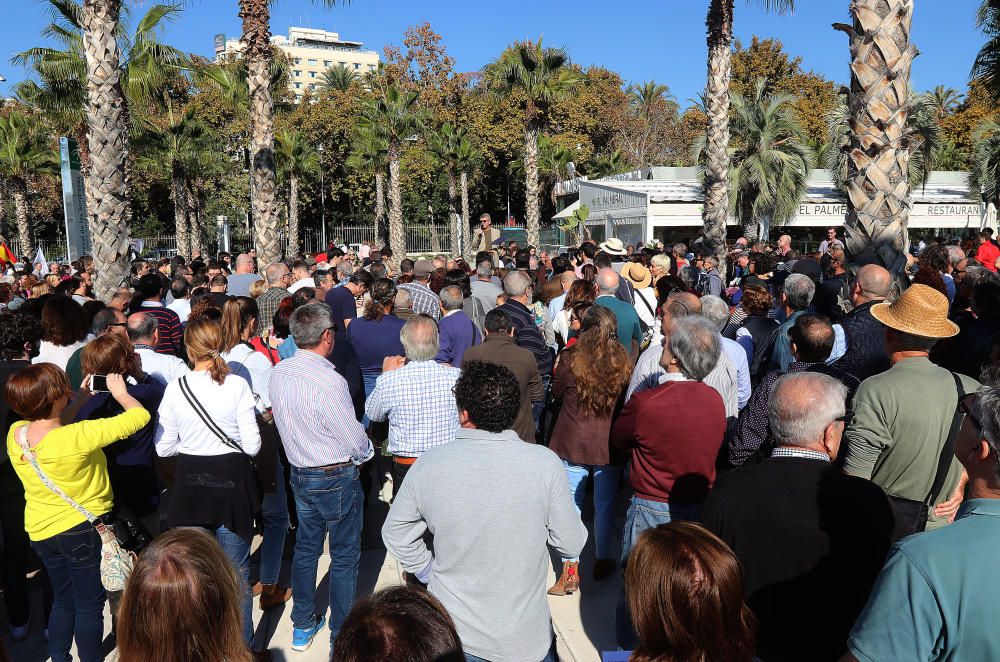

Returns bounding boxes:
[612,380,726,504]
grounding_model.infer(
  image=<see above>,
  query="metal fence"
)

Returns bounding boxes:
[11,221,568,263]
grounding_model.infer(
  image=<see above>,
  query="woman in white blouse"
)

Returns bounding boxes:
[32,296,90,371]
[155,316,261,644]
[220,296,291,611]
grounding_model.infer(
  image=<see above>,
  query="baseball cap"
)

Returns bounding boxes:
[414,259,435,277]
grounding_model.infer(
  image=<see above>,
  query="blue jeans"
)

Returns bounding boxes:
[615,496,701,649]
[290,464,363,644]
[361,371,379,427]
[31,521,106,662]
[562,461,621,561]
[465,639,557,662]
[212,525,252,644]
[259,457,289,586]
[532,374,552,433]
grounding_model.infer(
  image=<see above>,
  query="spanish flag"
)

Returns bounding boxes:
[0,242,15,270]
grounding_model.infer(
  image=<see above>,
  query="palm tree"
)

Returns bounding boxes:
[703,0,795,270]
[482,39,582,248]
[320,64,357,92]
[0,112,58,257]
[275,129,321,256]
[356,84,425,258]
[969,120,1000,206]
[972,0,1000,99]
[430,123,466,256]
[834,0,917,271]
[929,85,964,121]
[589,149,628,180]
[698,80,812,241]
[346,126,388,245]
[455,135,481,260]
[626,81,680,117]
[16,0,184,298]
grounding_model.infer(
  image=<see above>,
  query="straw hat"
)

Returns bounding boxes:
[599,237,627,256]
[620,262,652,289]
[870,284,959,339]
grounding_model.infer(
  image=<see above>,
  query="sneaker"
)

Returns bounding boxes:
[10,623,29,641]
[291,615,326,652]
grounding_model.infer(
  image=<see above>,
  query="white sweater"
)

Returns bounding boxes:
[155,370,260,457]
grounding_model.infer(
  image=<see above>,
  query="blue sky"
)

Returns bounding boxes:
[0,1,987,105]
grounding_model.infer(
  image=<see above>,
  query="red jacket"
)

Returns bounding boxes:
[613,380,726,505]
[977,241,1000,272]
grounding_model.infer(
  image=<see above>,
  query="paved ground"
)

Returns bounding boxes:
[5,479,625,661]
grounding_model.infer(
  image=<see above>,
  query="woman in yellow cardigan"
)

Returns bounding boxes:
[5,363,148,662]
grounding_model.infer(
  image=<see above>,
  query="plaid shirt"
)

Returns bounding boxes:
[364,360,460,457]
[257,287,291,332]
[398,282,441,320]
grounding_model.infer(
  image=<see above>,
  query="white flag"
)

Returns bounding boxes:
[34,247,49,276]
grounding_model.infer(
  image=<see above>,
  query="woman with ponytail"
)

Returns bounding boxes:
[346,278,405,406]
[219,297,291,611]
[547,305,633,596]
[154,316,262,645]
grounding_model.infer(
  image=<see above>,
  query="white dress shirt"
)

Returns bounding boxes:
[288,277,315,294]
[167,298,191,324]
[155,370,260,457]
[135,345,189,387]
[223,343,273,410]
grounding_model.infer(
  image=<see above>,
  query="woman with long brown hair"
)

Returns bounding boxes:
[154,316,261,645]
[625,522,755,662]
[547,305,633,595]
[32,296,90,371]
[116,528,255,662]
[552,279,596,347]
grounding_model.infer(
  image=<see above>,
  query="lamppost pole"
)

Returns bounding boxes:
[317,144,326,252]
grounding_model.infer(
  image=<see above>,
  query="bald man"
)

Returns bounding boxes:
[594,268,643,358]
[831,264,893,381]
[227,252,262,297]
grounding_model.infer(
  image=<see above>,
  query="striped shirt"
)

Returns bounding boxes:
[140,301,183,357]
[398,282,441,320]
[269,349,373,468]
[498,299,552,377]
[365,360,460,457]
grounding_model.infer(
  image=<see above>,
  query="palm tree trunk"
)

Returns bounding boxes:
[703,0,735,275]
[374,170,386,248]
[172,172,190,258]
[0,183,8,241]
[288,175,300,256]
[240,0,279,266]
[523,121,541,248]
[460,169,470,260]
[447,166,459,256]
[835,0,915,273]
[387,141,405,259]
[12,184,33,259]
[188,183,203,258]
[82,0,132,301]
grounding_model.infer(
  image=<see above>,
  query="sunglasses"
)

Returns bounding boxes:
[835,410,855,427]
[959,393,982,431]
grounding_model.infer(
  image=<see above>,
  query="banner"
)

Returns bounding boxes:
[59,137,91,262]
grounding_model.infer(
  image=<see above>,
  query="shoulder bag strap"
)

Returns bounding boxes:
[926,372,967,507]
[636,288,655,318]
[177,376,247,456]
[16,425,100,525]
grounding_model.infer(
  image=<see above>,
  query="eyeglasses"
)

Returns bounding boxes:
[959,393,982,431]
[107,322,128,329]
[834,410,855,427]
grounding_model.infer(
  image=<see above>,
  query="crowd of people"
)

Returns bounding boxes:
[1,216,1000,662]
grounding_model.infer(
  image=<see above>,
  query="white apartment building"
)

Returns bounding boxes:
[215,27,380,101]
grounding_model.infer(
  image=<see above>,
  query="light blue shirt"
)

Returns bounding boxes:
[849,499,1000,661]
[548,292,567,325]
[720,336,751,409]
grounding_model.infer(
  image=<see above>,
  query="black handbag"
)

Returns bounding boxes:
[100,508,153,555]
[886,372,966,542]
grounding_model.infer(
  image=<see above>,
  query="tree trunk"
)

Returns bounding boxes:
[0,183,8,241]
[702,0,735,276]
[240,0,279,266]
[172,171,190,258]
[288,175,300,256]
[523,122,541,248]
[374,170,386,248]
[447,166,459,256]
[82,0,132,300]
[835,0,915,274]
[12,184,33,260]
[429,204,442,253]
[387,141,405,259]
[460,169,470,260]
[189,184,204,258]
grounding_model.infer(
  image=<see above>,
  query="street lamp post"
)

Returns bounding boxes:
[317,144,326,252]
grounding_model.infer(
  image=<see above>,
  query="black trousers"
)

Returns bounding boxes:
[391,460,414,500]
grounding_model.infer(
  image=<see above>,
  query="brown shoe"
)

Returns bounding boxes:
[259,584,291,610]
[251,581,263,597]
[592,558,616,581]
[547,561,580,596]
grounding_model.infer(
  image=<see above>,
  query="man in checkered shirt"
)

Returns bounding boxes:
[397,259,441,320]
[365,314,460,497]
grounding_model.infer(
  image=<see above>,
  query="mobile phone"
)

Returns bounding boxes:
[90,375,109,392]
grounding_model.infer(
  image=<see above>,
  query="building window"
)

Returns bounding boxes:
[294,58,301,64]
[368,65,375,71]
[324,60,332,67]
[309,83,317,90]
[354,63,360,70]
[294,82,302,89]
[309,71,316,78]
[293,70,301,77]
[339,61,346,67]
[308,58,317,65]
